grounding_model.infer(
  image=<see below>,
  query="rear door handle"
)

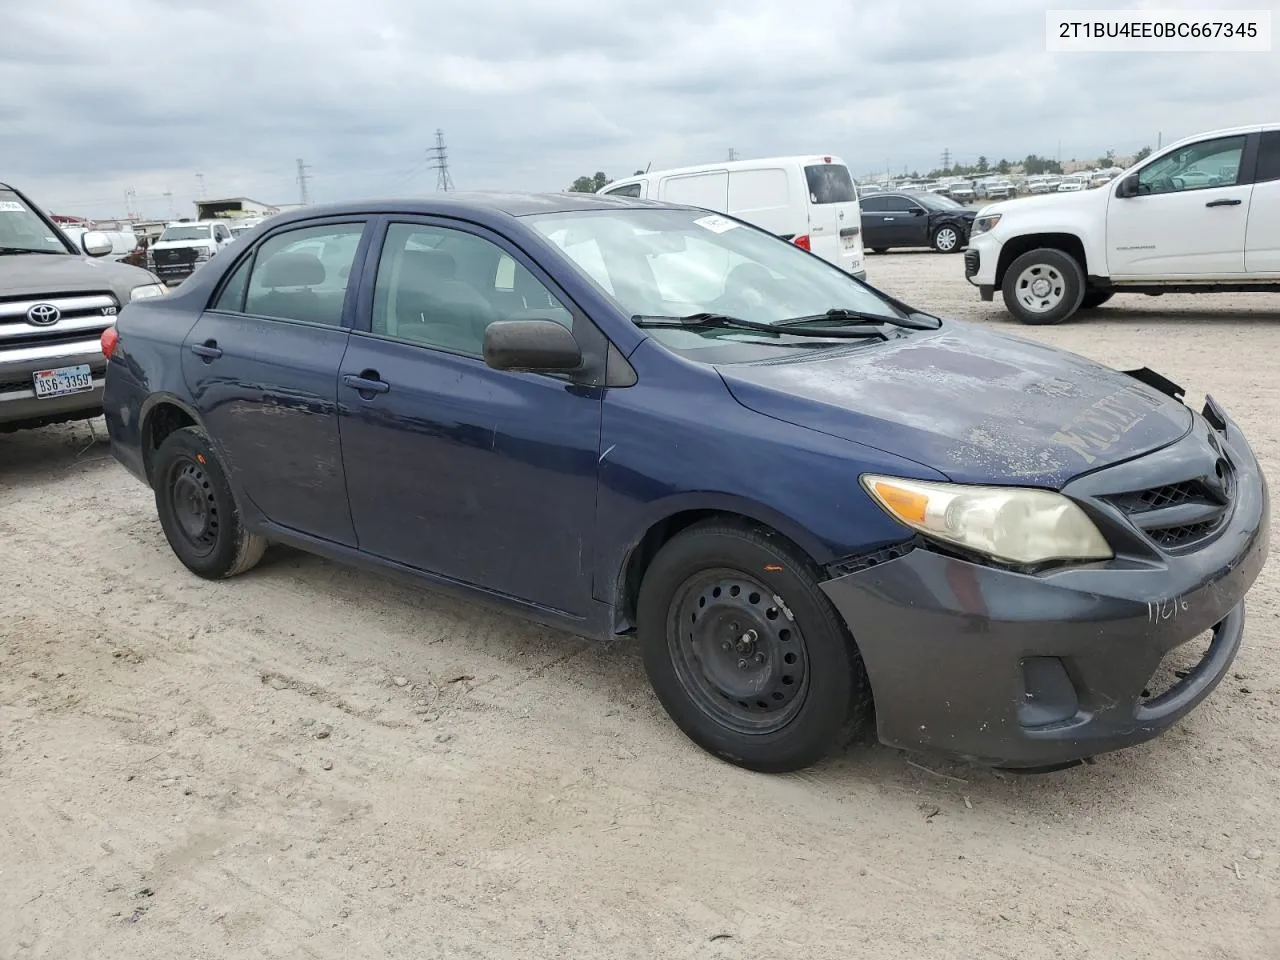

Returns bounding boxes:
[342,373,390,395]
[189,340,222,360]
[883,217,895,221]
[1205,198,1242,207]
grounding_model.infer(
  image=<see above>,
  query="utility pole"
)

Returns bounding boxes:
[195,172,206,200]
[727,147,738,161]
[940,148,952,171]
[428,130,454,191]
[1157,131,1162,149]
[296,158,312,205]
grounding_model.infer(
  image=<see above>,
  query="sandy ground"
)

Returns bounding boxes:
[2,252,1278,960]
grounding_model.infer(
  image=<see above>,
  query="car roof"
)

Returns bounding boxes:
[259,191,677,228]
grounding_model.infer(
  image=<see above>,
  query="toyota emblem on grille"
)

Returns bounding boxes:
[26,303,61,326]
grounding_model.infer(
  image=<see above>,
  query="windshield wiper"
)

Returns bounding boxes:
[779,308,940,330]
[632,312,888,339]
[0,246,65,255]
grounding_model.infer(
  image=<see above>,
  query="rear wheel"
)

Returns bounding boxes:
[637,522,870,772]
[932,224,962,253]
[870,247,888,254]
[1001,248,1086,325]
[153,427,267,579]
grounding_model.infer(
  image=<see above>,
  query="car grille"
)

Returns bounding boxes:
[0,292,118,348]
[151,247,197,279]
[963,249,980,278]
[1104,465,1235,552]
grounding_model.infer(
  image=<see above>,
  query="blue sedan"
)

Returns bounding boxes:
[101,192,1268,773]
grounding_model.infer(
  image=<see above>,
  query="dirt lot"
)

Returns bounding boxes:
[2,252,1278,960]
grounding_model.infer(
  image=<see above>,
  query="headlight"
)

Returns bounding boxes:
[971,213,1002,236]
[862,475,1112,566]
[129,283,167,301]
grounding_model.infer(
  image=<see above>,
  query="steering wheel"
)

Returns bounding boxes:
[1170,176,1186,191]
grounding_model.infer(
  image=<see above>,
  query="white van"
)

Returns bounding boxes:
[598,155,866,279]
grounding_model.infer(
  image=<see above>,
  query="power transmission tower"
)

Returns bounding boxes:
[727,147,738,161]
[163,191,174,220]
[428,130,454,191]
[296,158,312,205]
[196,172,206,200]
[124,188,137,220]
[940,148,952,171]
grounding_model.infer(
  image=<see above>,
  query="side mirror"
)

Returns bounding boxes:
[81,230,113,258]
[483,319,582,373]
[1116,174,1140,199]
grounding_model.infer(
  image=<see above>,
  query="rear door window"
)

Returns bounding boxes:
[1256,130,1280,183]
[804,164,857,204]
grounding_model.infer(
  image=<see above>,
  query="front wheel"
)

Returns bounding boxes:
[1001,248,1086,325]
[1079,289,1115,310]
[932,224,963,253]
[637,522,870,772]
[153,426,267,579]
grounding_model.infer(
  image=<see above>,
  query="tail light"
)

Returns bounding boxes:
[100,325,119,359]
[793,235,811,251]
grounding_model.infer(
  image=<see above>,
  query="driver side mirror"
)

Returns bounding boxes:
[81,230,113,258]
[1116,174,1140,199]
[483,319,582,373]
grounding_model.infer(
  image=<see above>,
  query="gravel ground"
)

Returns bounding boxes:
[2,251,1278,959]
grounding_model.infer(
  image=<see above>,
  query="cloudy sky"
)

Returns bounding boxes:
[2,0,1276,219]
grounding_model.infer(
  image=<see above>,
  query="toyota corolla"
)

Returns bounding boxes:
[101,193,1268,773]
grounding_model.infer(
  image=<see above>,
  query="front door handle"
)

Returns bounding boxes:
[190,340,222,361]
[342,372,390,395]
[1205,198,1242,207]
[883,217,895,221]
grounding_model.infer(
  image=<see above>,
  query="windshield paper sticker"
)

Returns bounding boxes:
[693,214,739,234]
[0,201,26,213]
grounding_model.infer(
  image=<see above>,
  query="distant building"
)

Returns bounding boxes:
[195,197,281,220]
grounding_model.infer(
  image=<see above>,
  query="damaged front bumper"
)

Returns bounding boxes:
[820,399,1269,768]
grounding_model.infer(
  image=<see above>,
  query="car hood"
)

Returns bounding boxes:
[977,187,1104,218]
[715,323,1192,488]
[0,252,156,299]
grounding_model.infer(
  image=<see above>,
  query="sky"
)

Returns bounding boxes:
[2,0,1276,219]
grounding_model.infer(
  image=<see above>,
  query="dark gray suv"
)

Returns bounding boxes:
[1,182,166,431]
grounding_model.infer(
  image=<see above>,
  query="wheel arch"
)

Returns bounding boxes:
[138,393,205,483]
[994,232,1088,288]
[608,496,834,634]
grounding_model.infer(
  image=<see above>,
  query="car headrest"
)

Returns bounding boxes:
[402,249,457,281]
[261,252,325,288]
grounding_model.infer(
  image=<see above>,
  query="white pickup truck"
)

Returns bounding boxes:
[965,123,1280,324]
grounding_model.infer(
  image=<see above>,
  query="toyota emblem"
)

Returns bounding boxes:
[26,303,60,326]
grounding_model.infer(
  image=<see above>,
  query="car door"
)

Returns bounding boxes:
[881,196,929,247]
[1244,129,1280,275]
[1106,132,1254,277]
[859,195,890,247]
[181,218,371,545]
[337,218,605,616]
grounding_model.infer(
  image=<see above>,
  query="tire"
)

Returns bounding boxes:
[1078,289,1114,310]
[636,521,871,773]
[932,224,963,253]
[870,247,888,254]
[153,426,267,579]
[1001,248,1086,325]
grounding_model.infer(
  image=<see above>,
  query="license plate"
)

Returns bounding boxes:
[33,364,93,399]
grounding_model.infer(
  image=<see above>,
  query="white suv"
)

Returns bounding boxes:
[965,123,1280,324]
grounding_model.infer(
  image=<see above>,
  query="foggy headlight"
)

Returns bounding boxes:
[129,283,167,301]
[862,475,1112,566]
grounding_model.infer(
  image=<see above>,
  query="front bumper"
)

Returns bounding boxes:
[965,231,1000,288]
[0,340,106,428]
[821,402,1269,768]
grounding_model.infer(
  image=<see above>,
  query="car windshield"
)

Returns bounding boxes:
[0,189,70,254]
[160,225,212,241]
[916,193,964,211]
[527,208,915,363]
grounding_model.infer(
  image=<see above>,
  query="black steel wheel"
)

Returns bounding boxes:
[153,426,267,579]
[668,569,810,735]
[637,521,870,772]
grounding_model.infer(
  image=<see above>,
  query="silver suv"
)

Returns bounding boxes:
[1,182,165,431]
